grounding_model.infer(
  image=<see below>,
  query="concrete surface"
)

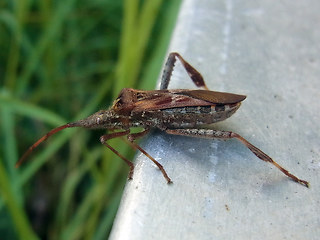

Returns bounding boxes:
[109,0,320,239]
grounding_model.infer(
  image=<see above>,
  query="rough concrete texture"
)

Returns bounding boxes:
[110,1,320,239]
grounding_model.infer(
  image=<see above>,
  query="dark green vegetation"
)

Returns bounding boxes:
[0,0,181,239]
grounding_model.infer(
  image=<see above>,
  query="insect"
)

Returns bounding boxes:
[16,52,309,188]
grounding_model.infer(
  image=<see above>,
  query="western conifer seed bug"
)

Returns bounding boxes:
[17,52,309,188]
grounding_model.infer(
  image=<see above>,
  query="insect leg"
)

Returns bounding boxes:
[160,52,209,90]
[100,130,135,179]
[166,128,309,188]
[126,129,172,184]
[126,128,150,142]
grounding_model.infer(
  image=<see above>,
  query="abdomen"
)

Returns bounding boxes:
[130,103,242,130]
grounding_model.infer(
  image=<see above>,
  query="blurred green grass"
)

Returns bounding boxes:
[0,0,181,239]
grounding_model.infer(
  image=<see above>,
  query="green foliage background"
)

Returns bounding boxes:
[0,0,181,239]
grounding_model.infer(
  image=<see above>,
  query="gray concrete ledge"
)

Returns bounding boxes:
[109,0,320,239]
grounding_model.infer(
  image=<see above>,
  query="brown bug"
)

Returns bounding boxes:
[16,52,309,188]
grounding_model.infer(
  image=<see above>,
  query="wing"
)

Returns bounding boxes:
[131,89,246,112]
[178,90,246,104]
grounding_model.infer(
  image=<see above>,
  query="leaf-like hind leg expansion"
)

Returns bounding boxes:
[100,130,135,180]
[160,52,209,90]
[166,128,309,188]
[126,129,172,184]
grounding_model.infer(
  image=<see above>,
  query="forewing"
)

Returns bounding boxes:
[179,90,246,104]
[132,90,211,111]
[132,89,246,112]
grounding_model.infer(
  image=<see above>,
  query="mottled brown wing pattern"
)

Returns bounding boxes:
[178,90,246,104]
[132,91,213,111]
[131,89,246,112]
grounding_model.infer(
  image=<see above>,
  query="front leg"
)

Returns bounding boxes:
[166,128,309,188]
[100,130,135,179]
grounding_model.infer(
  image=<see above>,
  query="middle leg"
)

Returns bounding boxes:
[125,129,172,183]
